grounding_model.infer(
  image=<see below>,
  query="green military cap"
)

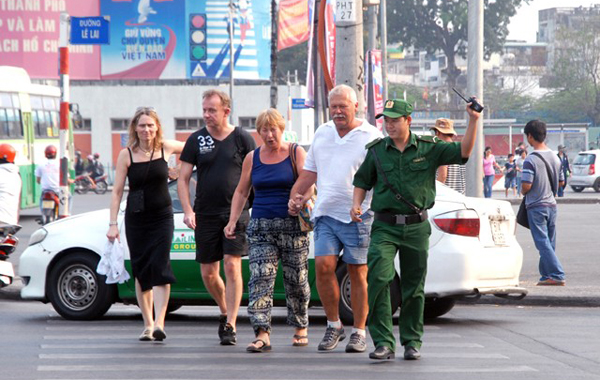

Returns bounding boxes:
[376,99,413,119]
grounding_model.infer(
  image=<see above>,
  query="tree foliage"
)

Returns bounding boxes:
[549,14,600,125]
[276,42,309,85]
[386,0,528,89]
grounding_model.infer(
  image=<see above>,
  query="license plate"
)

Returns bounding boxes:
[490,220,506,246]
[42,200,55,209]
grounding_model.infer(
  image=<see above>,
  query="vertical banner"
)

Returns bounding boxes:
[365,50,384,131]
[277,0,315,51]
[324,0,336,83]
[0,0,100,79]
[305,0,335,108]
[101,0,187,79]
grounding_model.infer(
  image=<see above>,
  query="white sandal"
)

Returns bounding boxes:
[139,328,154,341]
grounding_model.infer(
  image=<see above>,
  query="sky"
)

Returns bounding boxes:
[507,0,599,42]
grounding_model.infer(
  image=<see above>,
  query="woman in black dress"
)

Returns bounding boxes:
[107,107,184,341]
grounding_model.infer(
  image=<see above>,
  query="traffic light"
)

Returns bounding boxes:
[190,13,207,61]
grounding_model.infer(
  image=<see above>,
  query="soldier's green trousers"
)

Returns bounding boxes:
[367,220,431,352]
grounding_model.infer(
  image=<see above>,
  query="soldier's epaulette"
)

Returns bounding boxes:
[365,138,383,149]
[416,135,438,143]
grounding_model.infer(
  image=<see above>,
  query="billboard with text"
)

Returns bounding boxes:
[0,0,271,80]
[0,0,101,79]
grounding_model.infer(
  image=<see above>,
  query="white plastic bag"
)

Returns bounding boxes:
[97,240,131,284]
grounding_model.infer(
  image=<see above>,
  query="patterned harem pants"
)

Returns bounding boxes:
[246,217,310,335]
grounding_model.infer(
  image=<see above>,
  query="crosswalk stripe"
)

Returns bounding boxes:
[39,352,509,360]
[38,364,537,373]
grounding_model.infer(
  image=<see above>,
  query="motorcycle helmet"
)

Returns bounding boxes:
[87,154,94,161]
[0,143,17,163]
[93,152,100,159]
[45,145,57,159]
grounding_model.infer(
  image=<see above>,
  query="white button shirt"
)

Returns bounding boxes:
[304,119,383,223]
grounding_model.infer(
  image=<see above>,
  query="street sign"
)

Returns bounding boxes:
[292,98,308,109]
[70,17,110,45]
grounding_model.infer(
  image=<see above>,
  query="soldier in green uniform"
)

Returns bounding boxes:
[351,98,481,360]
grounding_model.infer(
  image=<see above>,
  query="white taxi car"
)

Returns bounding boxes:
[19,175,526,322]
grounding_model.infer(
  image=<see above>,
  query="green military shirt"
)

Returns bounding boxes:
[353,133,468,215]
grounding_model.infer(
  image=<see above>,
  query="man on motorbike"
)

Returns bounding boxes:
[0,144,21,225]
[35,145,72,220]
[87,153,104,183]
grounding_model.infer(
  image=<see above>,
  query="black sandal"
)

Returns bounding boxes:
[246,339,272,353]
[292,334,308,346]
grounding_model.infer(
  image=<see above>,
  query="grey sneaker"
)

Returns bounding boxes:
[345,332,366,352]
[318,326,346,351]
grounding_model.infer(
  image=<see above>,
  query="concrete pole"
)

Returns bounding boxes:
[380,0,388,100]
[465,0,484,198]
[334,0,365,117]
[58,12,70,218]
[366,6,377,50]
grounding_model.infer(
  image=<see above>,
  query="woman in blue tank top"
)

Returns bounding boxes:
[224,108,313,352]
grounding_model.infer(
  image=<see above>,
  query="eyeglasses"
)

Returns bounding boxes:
[136,106,156,113]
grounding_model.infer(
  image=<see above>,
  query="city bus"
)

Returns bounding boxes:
[0,66,68,209]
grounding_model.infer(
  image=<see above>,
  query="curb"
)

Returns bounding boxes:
[502,198,600,205]
[457,295,600,308]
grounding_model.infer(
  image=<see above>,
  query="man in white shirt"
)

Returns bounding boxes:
[289,84,383,353]
[0,144,21,225]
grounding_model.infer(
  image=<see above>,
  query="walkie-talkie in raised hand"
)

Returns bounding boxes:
[452,88,484,113]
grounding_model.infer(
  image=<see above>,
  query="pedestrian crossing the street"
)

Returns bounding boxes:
[33,311,538,379]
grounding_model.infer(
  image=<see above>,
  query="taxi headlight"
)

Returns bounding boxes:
[29,228,48,246]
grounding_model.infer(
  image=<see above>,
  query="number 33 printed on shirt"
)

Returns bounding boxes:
[197,135,215,154]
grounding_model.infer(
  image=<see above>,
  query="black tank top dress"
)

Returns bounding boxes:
[124,147,176,291]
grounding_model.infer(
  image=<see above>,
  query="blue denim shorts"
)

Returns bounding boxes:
[313,214,372,264]
[504,176,517,189]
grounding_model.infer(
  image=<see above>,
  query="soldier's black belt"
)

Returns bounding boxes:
[374,210,428,225]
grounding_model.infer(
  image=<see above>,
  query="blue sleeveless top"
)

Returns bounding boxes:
[251,147,295,219]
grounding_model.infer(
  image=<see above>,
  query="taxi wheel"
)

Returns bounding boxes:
[335,262,401,326]
[593,178,600,192]
[47,252,116,320]
[571,185,584,193]
[424,297,456,319]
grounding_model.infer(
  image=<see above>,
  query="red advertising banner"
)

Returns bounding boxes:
[0,0,101,79]
[277,0,314,51]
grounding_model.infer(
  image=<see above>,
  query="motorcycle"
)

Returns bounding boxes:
[40,189,60,225]
[0,223,20,288]
[74,174,108,195]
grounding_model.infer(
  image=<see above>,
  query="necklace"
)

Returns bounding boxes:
[139,146,152,157]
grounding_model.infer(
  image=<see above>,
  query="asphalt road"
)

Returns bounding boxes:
[1,301,599,380]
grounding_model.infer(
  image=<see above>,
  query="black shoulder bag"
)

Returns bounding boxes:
[516,152,557,229]
[128,148,154,214]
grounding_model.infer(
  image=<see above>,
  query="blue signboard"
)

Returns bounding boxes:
[70,17,110,45]
[292,98,308,109]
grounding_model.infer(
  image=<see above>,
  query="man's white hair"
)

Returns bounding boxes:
[328,84,358,103]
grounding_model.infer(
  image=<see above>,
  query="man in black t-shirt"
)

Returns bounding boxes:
[178,89,256,346]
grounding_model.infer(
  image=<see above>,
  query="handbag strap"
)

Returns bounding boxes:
[289,143,299,180]
[530,152,557,196]
[370,148,422,214]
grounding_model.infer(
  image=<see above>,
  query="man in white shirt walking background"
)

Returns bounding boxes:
[289,84,383,353]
